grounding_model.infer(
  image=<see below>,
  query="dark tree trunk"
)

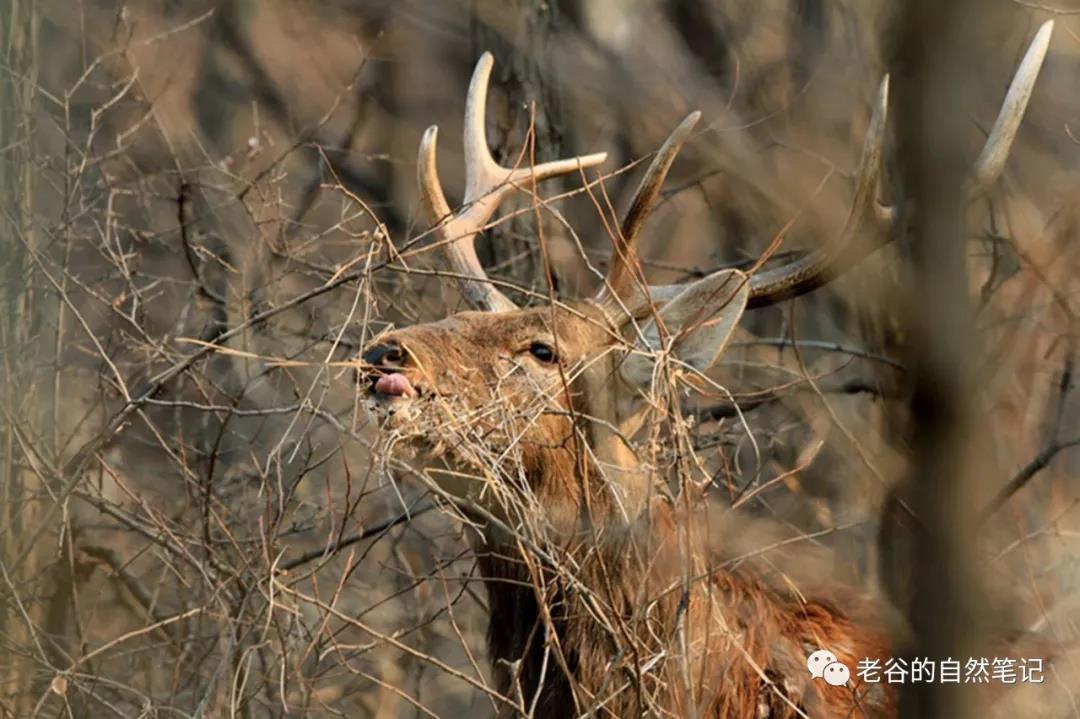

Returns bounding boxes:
[890,2,999,717]
[468,0,571,303]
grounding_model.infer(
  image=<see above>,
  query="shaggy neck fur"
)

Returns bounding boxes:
[471,439,895,718]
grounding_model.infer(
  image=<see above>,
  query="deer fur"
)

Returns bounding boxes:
[365,298,894,717]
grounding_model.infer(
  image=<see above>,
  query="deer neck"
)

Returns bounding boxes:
[471,347,676,708]
[475,488,678,714]
[578,350,654,523]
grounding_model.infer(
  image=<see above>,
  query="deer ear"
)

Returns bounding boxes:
[619,269,749,388]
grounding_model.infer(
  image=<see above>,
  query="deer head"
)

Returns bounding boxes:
[360,27,1052,536]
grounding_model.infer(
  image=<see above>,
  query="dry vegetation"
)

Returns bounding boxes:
[2,0,1080,716]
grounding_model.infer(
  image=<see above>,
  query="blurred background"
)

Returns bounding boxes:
[2,0,1079,716]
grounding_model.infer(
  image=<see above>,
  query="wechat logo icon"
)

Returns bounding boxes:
[808,648,851,687]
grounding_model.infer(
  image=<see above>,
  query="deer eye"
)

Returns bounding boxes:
[528,342,558,364]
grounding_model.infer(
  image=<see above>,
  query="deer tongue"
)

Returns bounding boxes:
[374,373,416,398]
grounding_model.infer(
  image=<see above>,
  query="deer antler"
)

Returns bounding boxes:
[743,73,893,308]
[628,21,1052,311]
[970,20,1055,194]
[599,111,702,304]
[418,52,608,313]
[744,19,1053,308]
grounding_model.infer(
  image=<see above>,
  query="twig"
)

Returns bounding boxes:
[981,357,1076,520]
[279,501,435,573]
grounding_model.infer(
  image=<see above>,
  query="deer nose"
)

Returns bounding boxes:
[362,340,405,370]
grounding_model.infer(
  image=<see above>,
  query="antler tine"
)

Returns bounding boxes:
[743,74,891,307]
[970,19,1053,194]
[418,125,516,313]
[600,112,702,303]
[742,19,1052,309]
[418,52,607,313]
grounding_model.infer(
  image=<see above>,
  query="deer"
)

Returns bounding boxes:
[359,21,1053,719]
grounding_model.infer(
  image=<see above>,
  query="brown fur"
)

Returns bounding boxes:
[363,301,895,717]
